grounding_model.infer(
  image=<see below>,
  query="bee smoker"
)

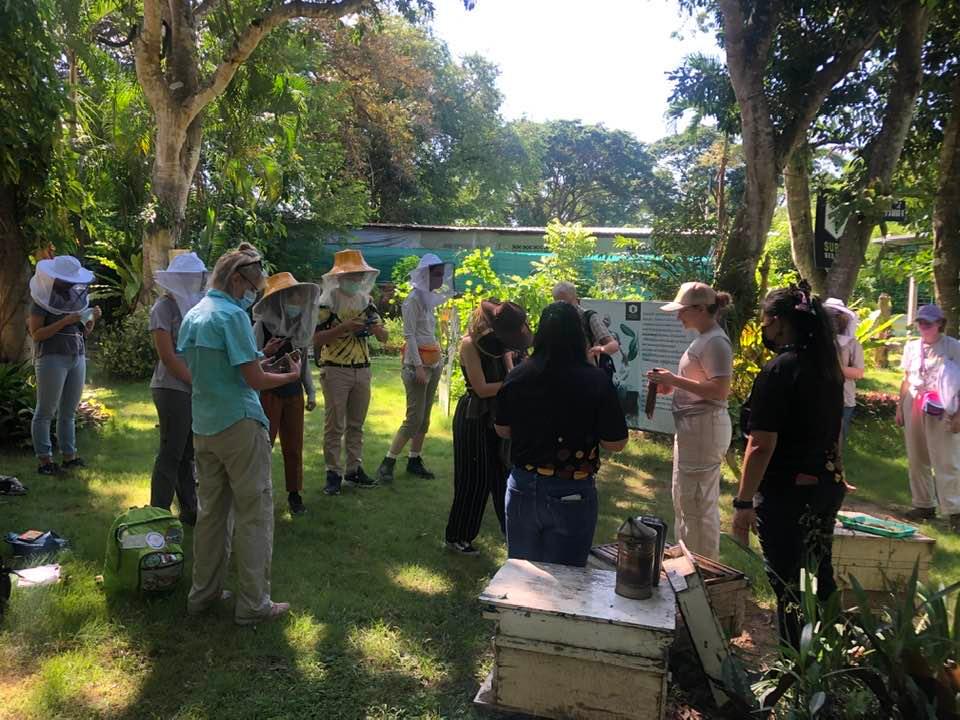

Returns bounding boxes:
[614,517,658,600]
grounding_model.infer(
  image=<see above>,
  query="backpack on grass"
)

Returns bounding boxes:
[103,507,184,594]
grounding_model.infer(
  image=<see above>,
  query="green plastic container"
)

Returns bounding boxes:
[838,513,917,539]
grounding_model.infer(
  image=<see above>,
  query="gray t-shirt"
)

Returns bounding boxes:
[838,339,864,408]
[30,302,85,358]
[672,325,733,416]
[149,295,190,393]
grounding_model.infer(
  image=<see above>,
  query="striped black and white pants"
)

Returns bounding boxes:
[444,394,507,544]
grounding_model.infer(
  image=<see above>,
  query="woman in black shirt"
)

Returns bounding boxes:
[444,300,531,555]
[732,282,844,648]
[495,302,629,567]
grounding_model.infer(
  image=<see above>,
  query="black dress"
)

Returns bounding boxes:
[444,334,509,544]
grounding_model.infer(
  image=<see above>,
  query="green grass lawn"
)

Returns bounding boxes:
[1,359,957,719]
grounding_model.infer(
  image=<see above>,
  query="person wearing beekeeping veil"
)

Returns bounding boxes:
[149,251,208,525]
[377,254,454,484]
[28,255,102,476]
[252,272,321,516]
[313,250,388,496]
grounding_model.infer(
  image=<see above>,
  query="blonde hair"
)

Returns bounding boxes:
[209,243,265,292]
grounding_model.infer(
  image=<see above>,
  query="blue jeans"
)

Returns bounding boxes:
[32,354,86,459]
[841,406,855,449]
[505,466,598,567]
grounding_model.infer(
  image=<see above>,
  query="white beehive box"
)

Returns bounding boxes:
[476,559,675,720]
[832,511,935,591]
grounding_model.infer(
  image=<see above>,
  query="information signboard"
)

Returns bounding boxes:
[581,300,692,434]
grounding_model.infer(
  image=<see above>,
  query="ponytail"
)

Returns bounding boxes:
[762,280,842,387]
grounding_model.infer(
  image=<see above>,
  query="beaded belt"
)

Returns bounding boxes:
[523,464,591,481]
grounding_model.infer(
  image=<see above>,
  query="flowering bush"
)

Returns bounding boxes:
[856,390,899,420]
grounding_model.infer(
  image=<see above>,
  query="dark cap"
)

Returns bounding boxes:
[481,300,532,351]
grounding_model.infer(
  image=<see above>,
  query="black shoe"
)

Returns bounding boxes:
[406,456,435,479]
[62,457,86,470]
[323,471,342,496]
[445,540,480,556]
[37,462,61,476]
[377,457,396,484]
[344,467,378,489]
[288,492,306,515]
[904,506,936,522]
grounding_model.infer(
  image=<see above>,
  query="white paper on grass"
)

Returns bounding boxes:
[13,564,61,587]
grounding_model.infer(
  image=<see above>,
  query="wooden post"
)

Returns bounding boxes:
[875,293,892,368]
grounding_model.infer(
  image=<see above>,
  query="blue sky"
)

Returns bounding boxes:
[430,0,722,143]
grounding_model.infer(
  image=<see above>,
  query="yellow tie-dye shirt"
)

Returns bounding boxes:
[315,303,382,366]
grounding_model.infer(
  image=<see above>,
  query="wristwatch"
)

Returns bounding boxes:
[732,497,754,510]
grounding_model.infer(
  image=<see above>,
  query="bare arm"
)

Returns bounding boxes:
[152,329,192,384]
[314,318,364,347]
[599,337,620,356]
[647,368,732,402]
[736,431,778,502]
[600,437,628,452]
[28,313,81,343]
[494,424,511,439]
[370,321,388,343]
[842,366,865,381]
[239,357,301,391]
[461,337,502,399]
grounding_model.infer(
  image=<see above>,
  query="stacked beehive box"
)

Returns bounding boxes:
[476,559,675,720]
[832,511,935,591]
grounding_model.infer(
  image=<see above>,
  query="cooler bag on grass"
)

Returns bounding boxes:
[103,507,184,594]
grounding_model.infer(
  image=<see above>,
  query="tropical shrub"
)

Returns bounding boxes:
[0,362,37,449]
[95,307,156,380]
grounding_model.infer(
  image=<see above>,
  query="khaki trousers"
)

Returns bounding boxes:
[322,366,372,475]
[672,408,732,560]
[903,393,960,515]
[188,419,275,623]
[394,363,443,446]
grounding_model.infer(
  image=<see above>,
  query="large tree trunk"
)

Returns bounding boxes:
[783,145,826,295]
[714,0,780,330]
[141,111,203,300]
[132,0,369,301]
[713,0,882,334]
[825,1,928,302]
[0,190,32,362]
[934,74,960,336]
[782,1,928,303]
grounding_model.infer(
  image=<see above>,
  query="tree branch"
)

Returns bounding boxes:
[194,0,222,18]
[133,1,171,111]
[186,0,371,120]
[776,13,885,164]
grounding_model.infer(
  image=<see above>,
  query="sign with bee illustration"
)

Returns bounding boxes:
[581,300,693,434]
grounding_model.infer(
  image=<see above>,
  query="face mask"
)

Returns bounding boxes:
[761,321,778,352]
[339,280,361,296]
[239,289,257,310]
[286,306,302,320]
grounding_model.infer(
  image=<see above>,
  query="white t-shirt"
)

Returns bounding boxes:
[901,335,960,399]
[672,325,733,416]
